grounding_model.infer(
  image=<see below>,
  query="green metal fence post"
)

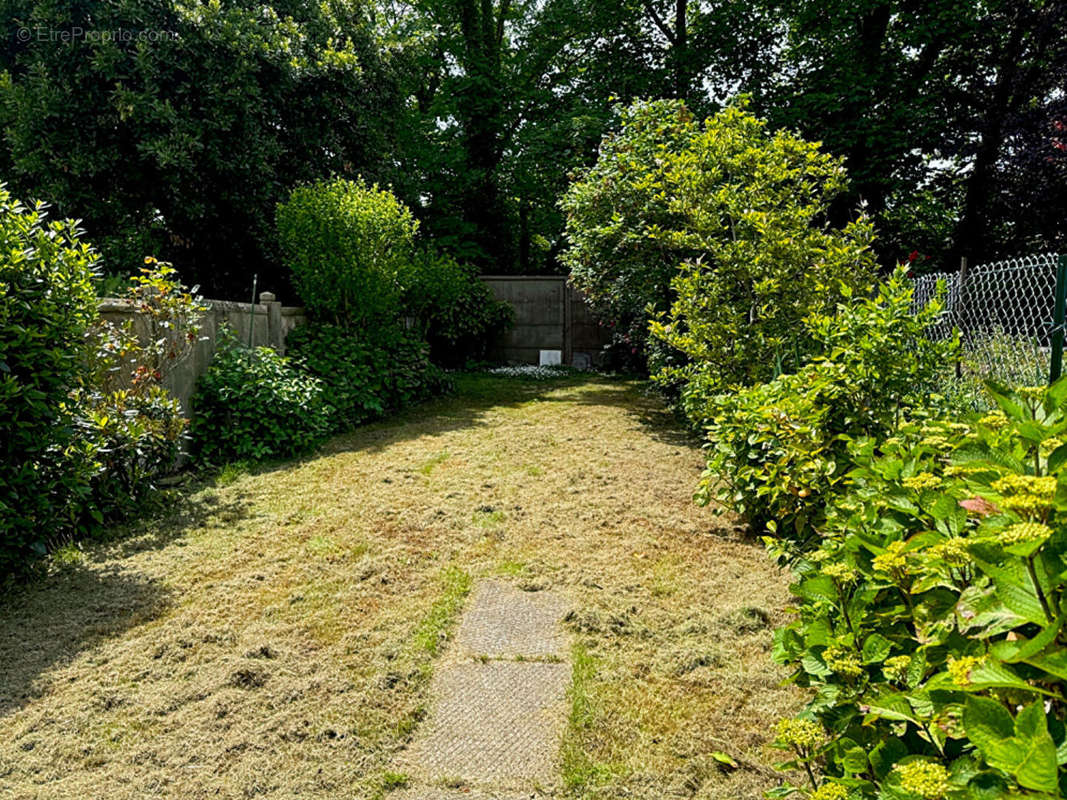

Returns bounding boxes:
[955,256,968,379]
[1049,254,1067,384]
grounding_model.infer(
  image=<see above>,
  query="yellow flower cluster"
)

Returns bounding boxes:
[1002,495,1052,515]
[822,562,858,584]
[925,537,970,565]
[1017,386,1046,399]
[873,541,909,574]
[775,717,823,750]
[947,655,984,687]
[895,760,949,799]
[978,412,1008,429]
[903,472,942,491]
[883,654,912,682]
[919,435,952,450]
[977,413,1002,433]
[810,782,849,800]
[992,474,1056,497]
[824,644,863,677]
[996,521,1053,546]
[992,474,1056,517]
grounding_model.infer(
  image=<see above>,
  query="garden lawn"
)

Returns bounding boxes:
[0,373,798,799]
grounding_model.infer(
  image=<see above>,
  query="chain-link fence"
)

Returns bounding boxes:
[912,253,1066,392]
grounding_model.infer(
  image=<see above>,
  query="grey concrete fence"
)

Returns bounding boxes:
[98,276,608,417]
[98,292,306,415]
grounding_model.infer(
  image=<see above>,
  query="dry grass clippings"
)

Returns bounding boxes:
[0,373,799,799]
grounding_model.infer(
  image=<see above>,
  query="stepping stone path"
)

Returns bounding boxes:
[392,580,572,799]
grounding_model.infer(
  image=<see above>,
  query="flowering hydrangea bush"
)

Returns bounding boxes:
[769,380,1067,798]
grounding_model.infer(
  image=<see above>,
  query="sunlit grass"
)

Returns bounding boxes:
[0,373,797,799]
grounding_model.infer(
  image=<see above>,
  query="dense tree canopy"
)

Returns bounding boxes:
[0,0,400,296]
[755,0,1067,267]
[0,0,1062,292]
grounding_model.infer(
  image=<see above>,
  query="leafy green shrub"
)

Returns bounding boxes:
[79,386,187,518]
[276,181,455,431]
[191,332,333,462]
[771,381,1067,798]
[560,99,701,363]
[77,260,204,519]
[696,270,955,538]
[648,102,876,394]
[285,323,451,429]
[0,190,203,576]
[0,189,98,574]
[561,98,875,379]
[277,178,418,328]
[400,249,513,366]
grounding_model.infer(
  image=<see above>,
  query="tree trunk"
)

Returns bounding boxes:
[827,3,891,233]
[952,22,1026,262]
[673,0,689,99]
[519,198,530,272]
[457,0,510,270]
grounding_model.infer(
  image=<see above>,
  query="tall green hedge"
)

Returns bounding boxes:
[0,187,98,573]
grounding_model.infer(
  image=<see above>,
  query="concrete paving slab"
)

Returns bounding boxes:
[453,580,569,660]
[398,658,569,789]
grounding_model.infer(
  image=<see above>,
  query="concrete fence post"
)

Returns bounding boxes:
[260,292,283,351]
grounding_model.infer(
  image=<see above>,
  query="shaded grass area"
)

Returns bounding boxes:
[0,372,799,799]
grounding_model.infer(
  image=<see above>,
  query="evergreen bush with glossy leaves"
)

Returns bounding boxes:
[561,99,875,379]
[0,189,98,573]
[648,102,877,395]
[1,188,203,576]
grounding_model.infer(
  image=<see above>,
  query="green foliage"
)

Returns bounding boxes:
[190,332,332,463]
[759,0,1067,266]
[937,329,1051,414]
[561,99,701,359]
[648,101,877,392]
[78,385,186,519]
[285,323,451,430]
[0,0,399,296]
[0,187,204,577]
[1,0,1059,290]
[400,249,513,366]
[771,380,1067,798]
[562,99,875,377]
[0,188,98,574]
[77,259,204,519]
[277,178,418,329]
[696,270,955,537]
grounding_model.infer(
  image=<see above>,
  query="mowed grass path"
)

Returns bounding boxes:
[0,374,798,799]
